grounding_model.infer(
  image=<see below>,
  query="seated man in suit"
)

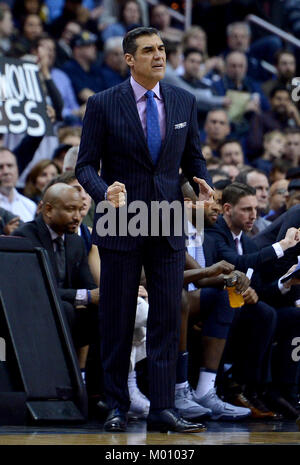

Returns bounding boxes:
[174,180,253,420]
[176,179,276,419]
[205,182,300,418]
[13,183,99,377]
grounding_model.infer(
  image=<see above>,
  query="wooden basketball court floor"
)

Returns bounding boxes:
[0,418,299,446]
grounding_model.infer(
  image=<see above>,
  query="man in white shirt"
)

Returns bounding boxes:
[0,148,36,222]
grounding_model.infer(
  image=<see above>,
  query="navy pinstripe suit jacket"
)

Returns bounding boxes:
[76,78,211,251]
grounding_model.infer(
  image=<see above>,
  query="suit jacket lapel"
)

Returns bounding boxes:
[36,215,58,275]
[119,80,154,169]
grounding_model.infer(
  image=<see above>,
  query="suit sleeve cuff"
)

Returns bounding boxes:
[272,242,284,258]
[278,278,291,294]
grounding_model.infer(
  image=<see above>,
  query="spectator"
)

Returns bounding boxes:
[269,159,292,184]
[247,86,300,159]
[212,51,270,121]
[63,30,105,104]
[150,3,183,43]
[48,0,98,39]
[101,0,143,43]
[286,179,300,210]
[163,41,227,117]
[0,147,37,222]
[223,21,280,82]
[236,169,271,236]
[263,49,297,98]
[35,35,85,124]
[219,163,240,182]
[23,159,61,204]
[12,0,48,28]
[99,36,129,89]
[265,179,289,222]
[11,13,44,57]
[284,128,300,167]
[219,139,245,168]
[55,20,82,68]
[202,109,231,156]
[252,130,287,176]
[0,3,14,55]
[181,25,225,82]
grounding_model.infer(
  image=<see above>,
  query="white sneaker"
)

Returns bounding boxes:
[193,388,251,420]
[175,383,212,419]
[128,386,150,419]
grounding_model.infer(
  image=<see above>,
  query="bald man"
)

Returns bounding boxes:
[13,183,99,351]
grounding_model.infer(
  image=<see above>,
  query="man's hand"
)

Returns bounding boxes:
[281,264,300,287]
[3,217,20,235]
[107,181,126,207]
[90,288,100,305]
[206,260,235,277]
[242,286,258,305]
[279,227,300,251]
[231,270,250,294]
[193,177,214,203]
[138,285,148,300]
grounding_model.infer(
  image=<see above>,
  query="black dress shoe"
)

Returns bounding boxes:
[262,392,300,420]
[104,408,128,432]
[147,408,206,433]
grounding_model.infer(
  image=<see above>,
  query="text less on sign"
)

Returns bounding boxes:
[0,57,53,136]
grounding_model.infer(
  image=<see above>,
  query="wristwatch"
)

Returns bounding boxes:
[223,273,238,288]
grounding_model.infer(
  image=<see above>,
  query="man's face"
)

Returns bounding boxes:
[78,43,97,62]
[46,189,83,234]
[285,134,300,164]
[184,52,203,79]
[125,34,166,88]
[246,171,270,212]
[105,46,126,73]
[220,142,244,167]
[269,179,288,211]
[204,111,230,142]
[186,31,206,52]
[226,195,257,233]
[0,150,18,192]
[204,196,221,227]
[226,52,247,82]
[277,53,296,80]
[151,5,170,29]
[271,90,290,114]
[69,180,92,218]
[227,26,250,52]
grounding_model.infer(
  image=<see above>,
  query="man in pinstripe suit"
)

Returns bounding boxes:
[76,27,213,433]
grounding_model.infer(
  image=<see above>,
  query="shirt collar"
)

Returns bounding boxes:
[46,224,65,242]
[231,231,243,241]
[0,188,18,203]
[130,76,162,103]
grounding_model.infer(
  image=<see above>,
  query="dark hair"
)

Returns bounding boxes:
[235,167,265,184]
[222,182,256,206]
[218,138,243,153]
[183,47,203,60]
[122,26,161,55]
[274,49,295,66]
[214,179,232,190]
[120,0,142,25]
[208,168,230,180]
[270,84,290,99]
[164,39,180,59]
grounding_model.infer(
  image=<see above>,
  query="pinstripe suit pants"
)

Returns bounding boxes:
[98,237,185,411]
